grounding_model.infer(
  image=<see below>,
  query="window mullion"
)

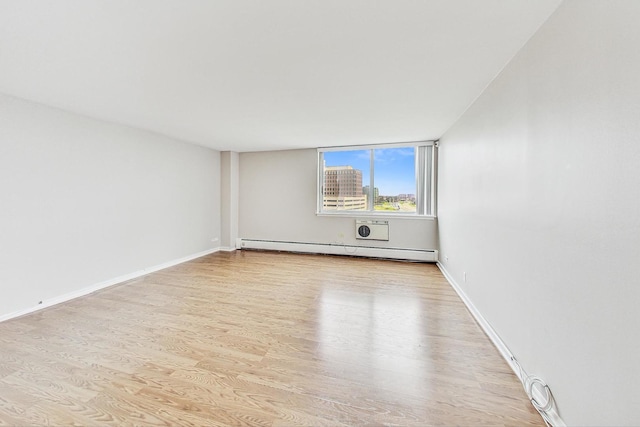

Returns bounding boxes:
[369,149,375,211]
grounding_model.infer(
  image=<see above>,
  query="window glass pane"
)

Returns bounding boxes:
[322,150,369,211]
[373,147,416,213]
[318,143,431,215]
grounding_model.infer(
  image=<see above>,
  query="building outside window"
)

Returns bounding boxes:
[317,142,435,216]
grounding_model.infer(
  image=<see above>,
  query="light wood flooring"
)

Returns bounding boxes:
[0,250,543,426]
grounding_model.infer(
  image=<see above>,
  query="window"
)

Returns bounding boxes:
[317,142,435,216]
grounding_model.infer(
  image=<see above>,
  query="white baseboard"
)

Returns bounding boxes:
[218,246,237,252]
[437,262,565,427]
[237,238,438,262]
[0,247,220,323]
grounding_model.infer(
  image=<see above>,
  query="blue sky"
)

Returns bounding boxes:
[324,148,415,196]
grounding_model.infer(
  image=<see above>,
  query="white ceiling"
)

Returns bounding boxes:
[0,0,561,152]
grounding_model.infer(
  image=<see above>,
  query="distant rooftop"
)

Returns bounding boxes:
[325,166,354,170]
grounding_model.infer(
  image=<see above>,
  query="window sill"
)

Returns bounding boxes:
[316,212,436,220]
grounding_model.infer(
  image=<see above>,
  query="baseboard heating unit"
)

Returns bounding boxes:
[236,239,438,262]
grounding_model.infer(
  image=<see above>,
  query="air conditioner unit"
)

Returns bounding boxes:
[355,220,389,241]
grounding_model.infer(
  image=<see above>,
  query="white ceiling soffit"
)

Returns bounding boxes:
[0,0,561,152]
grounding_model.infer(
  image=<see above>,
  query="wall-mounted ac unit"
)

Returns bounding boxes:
[355,220,389,241]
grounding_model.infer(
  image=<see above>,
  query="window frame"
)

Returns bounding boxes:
[317,141,436,218]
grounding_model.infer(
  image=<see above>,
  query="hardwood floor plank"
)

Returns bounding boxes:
[0,250,543,425]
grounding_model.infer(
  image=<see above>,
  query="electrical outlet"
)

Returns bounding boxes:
[444,255,449,262]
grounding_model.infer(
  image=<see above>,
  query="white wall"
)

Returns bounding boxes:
[239,149,437,251]
[0,93,220,319]
[438,1,640,425]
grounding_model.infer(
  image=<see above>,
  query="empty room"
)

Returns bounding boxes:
[1,0,638,426]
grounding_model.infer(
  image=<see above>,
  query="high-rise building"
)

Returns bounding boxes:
[323,166,366,210]
[324,166,363,196]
